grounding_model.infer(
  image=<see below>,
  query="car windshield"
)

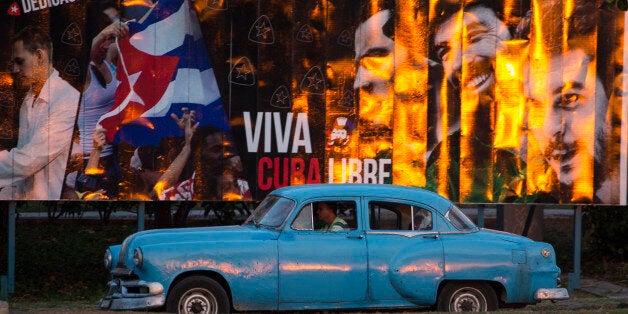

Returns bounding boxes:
[244,195,295,228]
[444,205,478,232]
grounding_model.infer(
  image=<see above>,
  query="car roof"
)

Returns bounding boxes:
[270,184,452,213]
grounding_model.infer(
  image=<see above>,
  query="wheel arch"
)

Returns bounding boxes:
[436,280,506,304]
[438,279,506,300]
[166,270,233,309]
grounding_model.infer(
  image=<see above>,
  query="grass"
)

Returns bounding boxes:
[9,218,138,303]
[8,297,628,313]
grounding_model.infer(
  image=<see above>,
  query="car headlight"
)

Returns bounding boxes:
[104,248,112,269]
[133,247,143,268]
[541,248,552,258]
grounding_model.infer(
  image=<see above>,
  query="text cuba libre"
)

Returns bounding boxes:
[244,112,392,190]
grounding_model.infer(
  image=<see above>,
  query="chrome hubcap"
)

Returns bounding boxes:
[450,288,486,312]
[180,288,218,314]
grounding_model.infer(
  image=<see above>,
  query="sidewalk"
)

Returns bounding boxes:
[580,278,628,299]
[0,300,7,314]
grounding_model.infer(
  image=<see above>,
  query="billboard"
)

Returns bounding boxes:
[0,0,626,204]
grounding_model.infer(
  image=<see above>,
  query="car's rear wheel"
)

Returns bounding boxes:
[437,282,498,312]
[166,276,230,314]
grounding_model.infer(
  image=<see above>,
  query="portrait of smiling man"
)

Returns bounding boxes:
[433,1,511,95]
[427,0,515,202]
[352,0,519,200]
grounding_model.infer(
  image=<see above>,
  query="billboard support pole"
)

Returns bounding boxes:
[477,204,485,228]
[7,201,15,293]
[0,276,6,301]
[567,205,582,294]
[521,205,536,237]
[138,202,145,232]
[495,204,504,230]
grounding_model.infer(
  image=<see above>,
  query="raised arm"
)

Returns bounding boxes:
[152,108,198,197]
[84,128,107,175]
[87,21,129,88]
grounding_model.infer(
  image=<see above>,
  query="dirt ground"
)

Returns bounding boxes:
[5,291,628,313]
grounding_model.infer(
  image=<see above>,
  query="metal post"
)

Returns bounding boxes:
[568,205,582,294]
[521,205,536,237]
[0,276,6,301]
[496,204,504,230]
[137,201,145,232]
[7,202,16,293]
[477,204,485,228]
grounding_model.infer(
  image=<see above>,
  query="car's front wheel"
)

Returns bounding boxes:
[166,276,230,314]
[437,282,498,312]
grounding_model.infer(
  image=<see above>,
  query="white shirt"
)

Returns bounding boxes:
[77,61,117,157]
[0,69,80,199]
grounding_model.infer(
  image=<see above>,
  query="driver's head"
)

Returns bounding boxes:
[315,202,336,223]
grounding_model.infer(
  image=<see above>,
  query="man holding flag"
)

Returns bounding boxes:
[98,0,250,200]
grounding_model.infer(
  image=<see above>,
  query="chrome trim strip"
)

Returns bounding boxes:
[366,231,441,238]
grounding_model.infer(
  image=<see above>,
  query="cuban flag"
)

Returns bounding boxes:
[98,0,230,147]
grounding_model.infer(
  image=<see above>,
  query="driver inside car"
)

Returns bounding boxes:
[316,202,348,231]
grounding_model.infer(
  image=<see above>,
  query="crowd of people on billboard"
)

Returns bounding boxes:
[0,0,624,204]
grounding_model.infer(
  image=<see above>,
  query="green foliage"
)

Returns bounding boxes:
[582,206,628,261]
[6,202,254,302]
[198,201,256,225]
[16,201,140,221]
[11,220,137,302]
[606,0,628,11]
[543,220,574,270]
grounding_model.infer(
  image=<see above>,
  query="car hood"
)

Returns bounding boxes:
[129,224,280,247]
[114,224,279,266]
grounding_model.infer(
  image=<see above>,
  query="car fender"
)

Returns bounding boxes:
[138,238,279,311]
[387,234,445,304]
[439,232,531,303]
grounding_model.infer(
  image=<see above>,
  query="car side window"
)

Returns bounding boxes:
[292,203,314,230]
[291,201,357,231]
[369,201,432,231]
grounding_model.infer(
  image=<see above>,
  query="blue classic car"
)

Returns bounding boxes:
[99,184,568,313]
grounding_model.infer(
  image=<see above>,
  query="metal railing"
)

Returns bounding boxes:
[2,201,584,300]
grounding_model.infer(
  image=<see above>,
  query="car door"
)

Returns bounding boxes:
[277,198,368,305]
[365,198,445,305]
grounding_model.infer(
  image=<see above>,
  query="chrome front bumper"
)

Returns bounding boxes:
[98,279,165,310]
[534,288,570,300]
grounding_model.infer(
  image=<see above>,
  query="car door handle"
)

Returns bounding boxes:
[422,234,439,239]
[347,234,364,239]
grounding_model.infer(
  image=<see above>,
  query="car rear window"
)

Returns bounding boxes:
[444,205,478,232]
[369,201,433,231]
